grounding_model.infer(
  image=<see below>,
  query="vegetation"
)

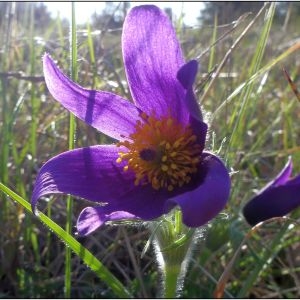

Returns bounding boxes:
[1,2,300,298]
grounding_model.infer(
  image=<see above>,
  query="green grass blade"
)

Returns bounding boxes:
[208,13,218,72]
[226,3,276,161]
[212,40,300,120]
[0,3,14,218]
[87,22,98,89]
[64,3,78,297]
[237,223,290,297]
[0,182,131,298]
[0,78,9,209]
[29,4,38,159]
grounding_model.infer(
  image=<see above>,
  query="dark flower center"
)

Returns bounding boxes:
[139,148,157,161]
[116,112,202,191]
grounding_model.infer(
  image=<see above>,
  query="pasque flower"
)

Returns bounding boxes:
[31,5,230,235]
[243,157,300,226]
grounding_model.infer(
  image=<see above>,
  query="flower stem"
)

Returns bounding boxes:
[164,263,181,298]
[151,214,196,298]
[174,210,182,235]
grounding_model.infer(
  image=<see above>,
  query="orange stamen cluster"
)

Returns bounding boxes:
[116,112,202,192]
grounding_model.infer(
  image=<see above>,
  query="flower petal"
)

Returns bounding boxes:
[99,184,173,222]
[177,60,198,90]
[77,207,138,236]
[286,174,300,186]
[243,184,300,226]
[177,60,202,120]
[189,116,207,152]
[270,157,293,187]
[122,5,189,123]
[166,153,231,227]
[77,184,178,235]
[31,145,136,212]
[32,145,172,222]
[43,54,141,141]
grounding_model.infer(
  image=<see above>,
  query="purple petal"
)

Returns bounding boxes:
[77,207,138,236]
[270,157,293,187]
[101,184,170,220]
[76,185,176,235]
[31,144,172,221]
[243,183,300,226]
[286,174,300,186]
[177,60,202,120]
[166,153,231,227]
[177,60,198,90]
[189,116,207,152]
[43,54,141,141]
[31,145,136,211]
[122,5,189,124]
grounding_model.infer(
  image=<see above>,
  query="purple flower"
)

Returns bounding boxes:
[31,5,230,236]
[243,157,300,226]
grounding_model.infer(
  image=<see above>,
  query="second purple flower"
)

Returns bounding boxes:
[243,157,300,226]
